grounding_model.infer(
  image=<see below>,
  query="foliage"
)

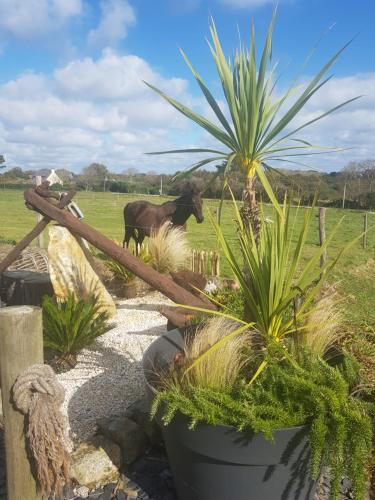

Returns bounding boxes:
[152,194,373,499]
[301,290,343,357]
[145,11,357,206]
[148,222,190,274]
[0,234,16,245]
[344,323,375,400]
[153,347,373,500]
[104,258,136,283]
[209,285,245,320]
[190,197,351,384]
[42,293,110,359]
[97,247,151,283]
[3,161,375,209]
[181,317,250,390]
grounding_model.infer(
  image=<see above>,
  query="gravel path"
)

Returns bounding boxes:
[57,292,171,442]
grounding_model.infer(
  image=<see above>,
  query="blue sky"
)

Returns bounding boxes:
[0,0,374,173]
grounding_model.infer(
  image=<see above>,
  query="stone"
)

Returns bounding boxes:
[97,415,149,465]
[48,226,116,317]
[74,485,90,498]
[70,435,121,489]
[99,484,114,500]
[125,398,162,446]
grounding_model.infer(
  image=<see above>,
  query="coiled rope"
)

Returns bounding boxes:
[12,364,70,498]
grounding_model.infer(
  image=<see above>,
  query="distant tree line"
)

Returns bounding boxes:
[2,160,375,209]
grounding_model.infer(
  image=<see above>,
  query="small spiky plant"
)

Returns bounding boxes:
[43,293,110,367]
[148,222,190,274]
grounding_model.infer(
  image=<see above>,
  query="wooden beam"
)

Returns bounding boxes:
[0,306,44,500]
[0,190,75,274]
[23,188,215,310]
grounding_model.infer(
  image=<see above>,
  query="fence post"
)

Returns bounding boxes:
[0,306,44,500]
[318,207,327,269]
[363,213,368,249]
[35,176,44,248]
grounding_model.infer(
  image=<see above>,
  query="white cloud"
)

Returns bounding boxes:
[0,50,199,172]
[280,73,375,170]
[0,45,374,174]
[54,49,187,101]
[0,0,82,39]
[87,0,136,48]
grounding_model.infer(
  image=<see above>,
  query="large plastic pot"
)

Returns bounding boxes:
[143,328,318,500]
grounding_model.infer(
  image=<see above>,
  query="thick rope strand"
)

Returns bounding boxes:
[12,364,70,498]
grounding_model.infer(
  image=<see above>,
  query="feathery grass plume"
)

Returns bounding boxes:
[300,291,343,357]
[183,317,250,390]
[148,222,190,274]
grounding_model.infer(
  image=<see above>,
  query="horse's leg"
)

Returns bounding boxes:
[134,230,146,256]
[123,227,132,249]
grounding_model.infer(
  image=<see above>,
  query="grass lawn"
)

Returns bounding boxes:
[1,188,375,331]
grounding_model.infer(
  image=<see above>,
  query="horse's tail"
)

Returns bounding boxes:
[123,202,132,248]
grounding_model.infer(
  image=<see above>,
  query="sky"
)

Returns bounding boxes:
[0,0,374,174]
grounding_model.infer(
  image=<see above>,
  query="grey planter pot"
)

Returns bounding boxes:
[143,328,318,500]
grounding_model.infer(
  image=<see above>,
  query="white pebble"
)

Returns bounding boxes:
[57,292,171,442]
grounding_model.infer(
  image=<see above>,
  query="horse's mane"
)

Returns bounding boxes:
[162,187,200,207]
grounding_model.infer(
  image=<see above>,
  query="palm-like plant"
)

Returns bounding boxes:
[145,11,359,233]
[181,195,362,384]
[43,293,110,366]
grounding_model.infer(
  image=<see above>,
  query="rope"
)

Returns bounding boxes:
[12,364,70,498]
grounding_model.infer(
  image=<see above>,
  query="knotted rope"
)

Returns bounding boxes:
[12,364,70,498]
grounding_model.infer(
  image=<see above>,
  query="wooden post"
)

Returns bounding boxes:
[0,306,43,500]
[342,182,347,210]
[319,207,327,269]
[363,213,368,249]
[35,176,44,248]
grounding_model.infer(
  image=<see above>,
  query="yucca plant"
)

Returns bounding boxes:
[42,293,110,366]
[145,11,358,235]
[181,194,361,384]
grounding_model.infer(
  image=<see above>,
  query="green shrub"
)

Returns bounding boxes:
[42,293,110,362]
[153,347,373,500]
[0,234,16,245]
[153,200,373,500]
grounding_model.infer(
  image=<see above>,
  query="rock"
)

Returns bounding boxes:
[99,483,115,500]
[70,435,121,489]
[97,415,149,465]
[48,226,116,317]
[125,398,162,446]
[74,485,90,498]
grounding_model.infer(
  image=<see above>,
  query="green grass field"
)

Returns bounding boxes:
[1,188,375,330]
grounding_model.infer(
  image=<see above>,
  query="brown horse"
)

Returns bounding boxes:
[122,188,204,250]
